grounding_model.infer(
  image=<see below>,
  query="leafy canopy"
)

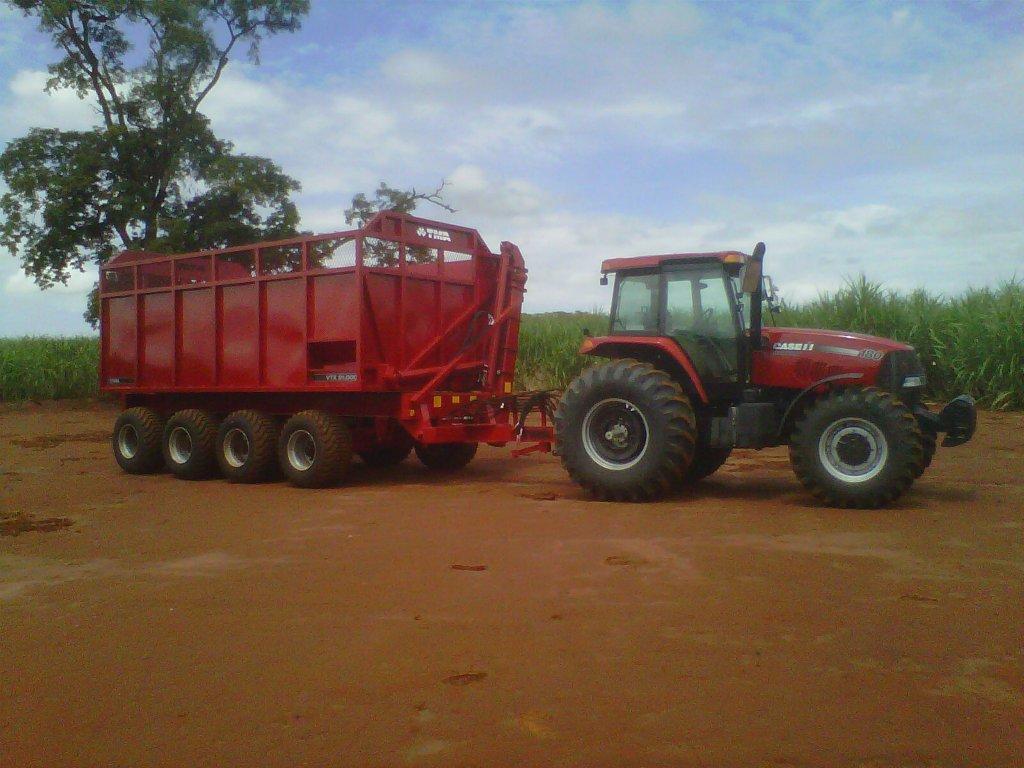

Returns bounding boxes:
[0,0,309,324]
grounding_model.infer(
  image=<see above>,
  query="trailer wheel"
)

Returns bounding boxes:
[554,359,696,501]
[162,409,219,480]
[359,442,413,468]
[112,407,164,474]
[789,387,924,508]
[278,410,352,488]
[914,428,937,478]
[216,410,279,483]
[414,442,478,471]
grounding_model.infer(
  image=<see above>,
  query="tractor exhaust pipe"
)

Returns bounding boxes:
[743,242,766,350]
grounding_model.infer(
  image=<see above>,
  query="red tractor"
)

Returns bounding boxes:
[554,244,976,508]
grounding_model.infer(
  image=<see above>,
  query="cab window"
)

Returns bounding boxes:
[611,273,660,332]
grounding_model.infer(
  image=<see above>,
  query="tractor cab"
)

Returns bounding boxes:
[598,246,769,402]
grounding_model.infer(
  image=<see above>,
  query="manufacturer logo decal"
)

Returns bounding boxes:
[859,348,884,361]
[772,342,814,352]
[415,226,452,243]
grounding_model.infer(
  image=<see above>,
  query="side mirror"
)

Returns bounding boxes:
[600,274,609,286]
[740,242,765,294]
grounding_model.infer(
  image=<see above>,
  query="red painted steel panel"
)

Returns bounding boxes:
[179,289,217,387]
[365,273,401,366]
[264,279,306,386]
[221,283,260,386]
[310,272,358,341]
[401,278,439,368]
[140,292,173,387]
[104,296,137,385]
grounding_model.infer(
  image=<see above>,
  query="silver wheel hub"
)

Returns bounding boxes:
[117,424,139,459]
[286,429,316,471]
[168,426,193,465]
[581,397,649,471]
[818,417,888,483]
[223,428,250,468]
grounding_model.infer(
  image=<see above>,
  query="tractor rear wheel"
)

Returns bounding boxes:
[112,407,164,474]
[789,387,924,508]
[554,359,696,501]
[216,410,279,483]
[278,410,353,488]
[415,442,478,471]
[163,409,219,480]
[682,441,732,484]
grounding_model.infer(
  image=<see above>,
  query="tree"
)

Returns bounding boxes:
[0,0,309,325]
[344,181,455,267]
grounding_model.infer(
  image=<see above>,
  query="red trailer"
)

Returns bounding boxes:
[100,211,553,487]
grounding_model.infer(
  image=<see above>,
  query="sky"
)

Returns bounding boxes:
[0,0,1022,336]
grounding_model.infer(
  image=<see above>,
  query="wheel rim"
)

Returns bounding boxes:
[581,397,649,471]
[117,424,139,459]
[223,428,250,468]
[818,417,888,483]
[286,429,316,471]
[168,426,193,465]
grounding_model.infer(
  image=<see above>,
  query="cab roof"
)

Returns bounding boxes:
[601,251,749,273]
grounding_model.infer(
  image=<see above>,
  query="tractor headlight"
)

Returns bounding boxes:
[902,374,925,388]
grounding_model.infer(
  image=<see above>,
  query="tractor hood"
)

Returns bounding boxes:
[762,327,912,357]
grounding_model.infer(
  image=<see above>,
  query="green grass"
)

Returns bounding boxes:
[779,277,1024,409]
[1,278,1021,408]
[0,336,99,402]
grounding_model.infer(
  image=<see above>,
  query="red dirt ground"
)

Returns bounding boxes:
[1,401,1022,767]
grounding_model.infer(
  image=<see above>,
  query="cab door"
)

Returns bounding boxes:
[661,263,743,399]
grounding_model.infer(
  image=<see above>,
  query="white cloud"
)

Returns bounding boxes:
[1,70,97,134]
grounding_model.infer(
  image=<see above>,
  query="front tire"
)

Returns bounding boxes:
[554,359,696,501]
[278,410,353,488]
[789,387,924,508]
[162,409,219,480]
[914,428,936,478]
[112,407,164,474]
[216,410,279,483]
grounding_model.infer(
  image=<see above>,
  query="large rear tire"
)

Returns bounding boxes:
[112,407,164,474]
[162,409,219,480]
[789,387,924,508]
[554,359,696,501]
[216,410,279,483]
[278,410,353,488]
[682,441,732,483]
[414,442,478,471]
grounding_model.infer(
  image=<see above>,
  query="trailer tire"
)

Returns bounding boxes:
[278,410,352,488]
[789,387,924,508]
[217,410,279,483]
[415,442,478,471]
[112,407,164,474]
[554,359,696,501]
[163,409,219,480]
[359,442,413,468]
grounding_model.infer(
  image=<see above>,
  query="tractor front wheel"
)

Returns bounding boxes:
[789,387,924,508]
[555,359,696,501]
